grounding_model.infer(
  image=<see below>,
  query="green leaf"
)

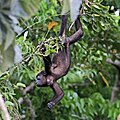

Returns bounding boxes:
[19,0,39,19]
[16,82,26,88]
[0,27,2,45]
[62,0,70,15]
[14,45,23,63]
[5,101,14,106]
[92,23,100,32]
[93,4,101,9]
[5,26,15,50]
[0,44,15,71]
[24,31,28,41]
[94,0,103,3]
[115,0,120,8]
[0,0,39,71]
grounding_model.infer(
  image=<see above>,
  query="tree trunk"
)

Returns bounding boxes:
[106,58,120,102]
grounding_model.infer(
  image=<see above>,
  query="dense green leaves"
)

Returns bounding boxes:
[0,0,120,120]
[11,0,39,19]
[0,0,39,72]
[38,37,64,56]
[115,0,120,8]
[82,1,114,32]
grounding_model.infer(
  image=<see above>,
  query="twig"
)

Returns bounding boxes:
[68,82,90,88]
[18,82,35,104]
[16,14,61,38]
[23,82,35,95]
[106,58,120,69]
[18,82,36,120]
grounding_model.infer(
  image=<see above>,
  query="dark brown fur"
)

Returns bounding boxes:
[36,15,83,109]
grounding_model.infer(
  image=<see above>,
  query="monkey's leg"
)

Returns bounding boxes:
[63,16,83,45]
[69,16,83,45]
[59,15,68,37]
[75,16,81,31]
[47,82,64,109]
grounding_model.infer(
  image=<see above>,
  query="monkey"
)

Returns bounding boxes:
[36,15,83,109]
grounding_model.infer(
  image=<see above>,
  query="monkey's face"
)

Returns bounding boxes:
[36,71,47,87]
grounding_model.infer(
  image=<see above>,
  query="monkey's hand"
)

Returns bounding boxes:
[62,37,70,45]
[58,36,68,44]
[37,42,46,54]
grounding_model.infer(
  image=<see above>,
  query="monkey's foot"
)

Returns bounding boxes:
[47,102,55,109]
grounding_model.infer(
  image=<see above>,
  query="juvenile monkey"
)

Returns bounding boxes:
[36,15,83,109]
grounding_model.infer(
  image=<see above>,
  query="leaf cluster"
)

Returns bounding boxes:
[0,0,39,71]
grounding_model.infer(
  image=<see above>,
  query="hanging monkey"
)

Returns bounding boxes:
[36,15,83,109]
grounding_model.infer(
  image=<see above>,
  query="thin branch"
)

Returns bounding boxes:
[16,14,61,38]
[18,82,36,120]
[18,82,35,104]
[23,82,35,95]
[106,58,120,70]
[68,82,90,88]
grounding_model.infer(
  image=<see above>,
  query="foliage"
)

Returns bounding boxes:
[37,37,64,56]
[61,91,120,120]
[0,79,21,119]
[0,0,39,71]
[0,0,120,120]
[102,0,120,8]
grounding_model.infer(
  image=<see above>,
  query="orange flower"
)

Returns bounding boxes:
[48,21,58,30]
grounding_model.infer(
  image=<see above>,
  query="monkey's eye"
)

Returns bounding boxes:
[43,71,47,76]
[41,71,47,76]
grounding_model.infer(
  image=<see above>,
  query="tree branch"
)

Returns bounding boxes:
[106,58,120,70]
[106,58,120,102]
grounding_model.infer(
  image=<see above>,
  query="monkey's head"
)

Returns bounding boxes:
[36,71,47,87]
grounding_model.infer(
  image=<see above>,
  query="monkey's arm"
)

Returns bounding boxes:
[39,42,52,74]
[59,15,83,45]
[47,82,64,109]
[43,56,52,74]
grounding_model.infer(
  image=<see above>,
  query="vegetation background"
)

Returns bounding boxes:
[0,0,120,120]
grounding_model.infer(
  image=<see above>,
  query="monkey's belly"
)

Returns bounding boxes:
[51,50,70,79]
[51,63,70,79]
